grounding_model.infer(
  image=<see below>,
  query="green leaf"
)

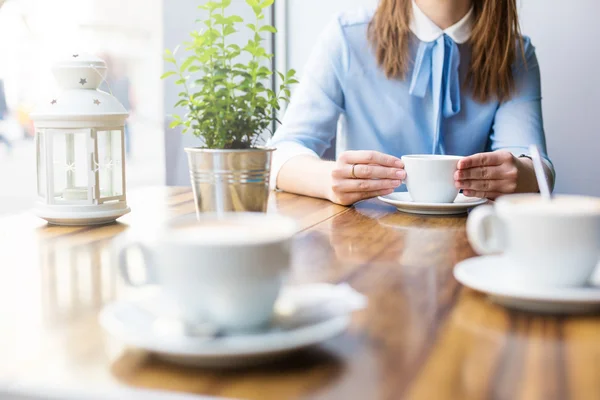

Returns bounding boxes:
[228,15,243,23]
[179,57,196,72]
[169,120,182,129]
[213,14,228,25]
[261,0,274,8]
[259,25,277,33]
[246,23,256,31]
[200,1,220,11]
[174,99,189,108]
[243,44,258,57]
[255,47,266,57]
[223,25,237,36]
[160,71,177,79]
[257,66,272,77]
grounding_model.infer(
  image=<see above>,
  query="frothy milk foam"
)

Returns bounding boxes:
[167,218,294,245]
[506,196,600,214]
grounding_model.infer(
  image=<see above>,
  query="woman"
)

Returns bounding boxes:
[268,0,554,206]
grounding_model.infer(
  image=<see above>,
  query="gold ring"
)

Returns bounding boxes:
[351,164,358,179]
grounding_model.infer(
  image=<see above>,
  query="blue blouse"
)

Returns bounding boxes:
[267,6,554,189]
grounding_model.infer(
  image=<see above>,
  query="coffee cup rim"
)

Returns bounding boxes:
[495,193,600,216]
[401,154,464,161]
[120,212,298,247]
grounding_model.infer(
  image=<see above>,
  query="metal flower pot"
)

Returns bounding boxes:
[185,147,275,214]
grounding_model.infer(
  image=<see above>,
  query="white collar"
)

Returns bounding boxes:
[409,0,474,44]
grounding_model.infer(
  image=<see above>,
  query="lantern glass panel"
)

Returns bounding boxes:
[96,129,123,199]
[52,130,90,202]
[36,131,46,199]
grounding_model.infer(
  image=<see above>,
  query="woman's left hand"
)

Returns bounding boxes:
[454,151,534,199]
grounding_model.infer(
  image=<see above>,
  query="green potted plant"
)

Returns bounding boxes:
[162,0,297,214]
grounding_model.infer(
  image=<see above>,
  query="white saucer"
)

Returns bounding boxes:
[377,192,487,215]
[454,256,600,314]
[99,284,366,368]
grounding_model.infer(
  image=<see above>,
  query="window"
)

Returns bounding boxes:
[96,129,124,199]
[50,130,90,203]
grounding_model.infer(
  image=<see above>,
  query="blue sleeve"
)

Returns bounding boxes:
[489,37,555,181]
[268,16,348,157]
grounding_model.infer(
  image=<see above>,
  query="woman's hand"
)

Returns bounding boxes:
[454,151,538,199]
[328,150,405,206]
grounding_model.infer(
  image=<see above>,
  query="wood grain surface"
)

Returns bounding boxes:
[0,187,599,400]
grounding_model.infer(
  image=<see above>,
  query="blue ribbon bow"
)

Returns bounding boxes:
[409,34,461,154]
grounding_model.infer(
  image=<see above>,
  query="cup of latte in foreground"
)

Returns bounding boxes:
[115,213,297,332]
[467,194,600,287]
[402,155,464,203]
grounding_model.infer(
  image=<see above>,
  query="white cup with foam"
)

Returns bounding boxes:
[115,213,297,332]
[467,194,600,287]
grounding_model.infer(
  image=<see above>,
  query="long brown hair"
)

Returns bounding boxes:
[368,0,524,103]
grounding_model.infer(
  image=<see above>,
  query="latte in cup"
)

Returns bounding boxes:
[115,213,297,332]
[401,155,464,203]
[169,220,290,244]
[504,196,600,212]
[467,194,600,287]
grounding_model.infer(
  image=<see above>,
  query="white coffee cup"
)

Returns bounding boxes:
[467,194,600,287]
[115,213,297,332]
[401,155,464,203]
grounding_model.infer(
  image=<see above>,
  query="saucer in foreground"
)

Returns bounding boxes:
[454,256,600,314]
[378,193,487,215]
[99,284,363,368]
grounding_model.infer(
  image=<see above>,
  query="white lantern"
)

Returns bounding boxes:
[30,53,130,226]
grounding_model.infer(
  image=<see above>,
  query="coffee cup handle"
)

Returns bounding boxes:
[466,205,506,255]
[118,242,157,287]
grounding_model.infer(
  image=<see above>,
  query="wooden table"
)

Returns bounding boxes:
[0,187,599,400]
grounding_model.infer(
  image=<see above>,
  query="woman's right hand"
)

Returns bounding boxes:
[328,150,405,206]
